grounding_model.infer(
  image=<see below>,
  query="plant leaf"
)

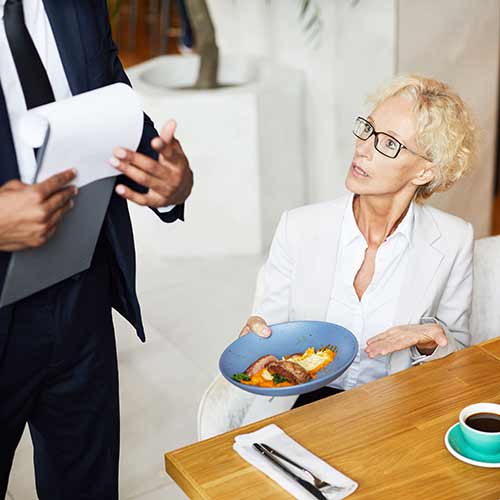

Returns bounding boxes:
[107,0,122,20]
[296,0,322,47]
[300,0,311,18]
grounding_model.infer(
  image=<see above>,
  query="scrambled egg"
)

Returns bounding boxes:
[286,347,334,376]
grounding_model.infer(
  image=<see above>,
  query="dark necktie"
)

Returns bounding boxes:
[4,0,55,109]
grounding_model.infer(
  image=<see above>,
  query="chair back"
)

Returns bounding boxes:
[197,374,297,440]
[471,236,500,343]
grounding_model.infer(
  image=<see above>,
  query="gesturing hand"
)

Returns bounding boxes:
[0,169,77,251]
[365,323,447,358]
[239,316,272,338]
[111,119,193,207]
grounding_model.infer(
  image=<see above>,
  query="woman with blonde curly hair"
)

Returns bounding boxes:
[239,74,478,407]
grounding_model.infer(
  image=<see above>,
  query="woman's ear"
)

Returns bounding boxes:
[412,164,436,187]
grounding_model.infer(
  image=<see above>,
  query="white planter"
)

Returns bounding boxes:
[126,54,305,257]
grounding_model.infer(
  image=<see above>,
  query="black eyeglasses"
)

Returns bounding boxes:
[352,116,429,160]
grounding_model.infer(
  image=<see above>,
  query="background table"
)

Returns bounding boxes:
[165,339,500,499]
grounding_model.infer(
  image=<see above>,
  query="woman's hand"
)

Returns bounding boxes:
[365,323,447,358]
[239,316,272,338]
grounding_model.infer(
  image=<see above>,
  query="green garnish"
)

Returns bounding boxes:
[319,344,337,353]
[232,373,251,382]
[272,373,290,385]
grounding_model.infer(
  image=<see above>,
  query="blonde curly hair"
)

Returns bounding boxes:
[369,74,478,202]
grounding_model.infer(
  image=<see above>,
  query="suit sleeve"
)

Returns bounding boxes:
[252,212,294,325]
[99,0,184,223]
[416,221,474,363]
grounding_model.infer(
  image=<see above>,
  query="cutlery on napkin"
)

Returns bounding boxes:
[233,424,358,499]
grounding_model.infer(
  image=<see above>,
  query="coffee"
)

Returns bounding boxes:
[465,412,500,433]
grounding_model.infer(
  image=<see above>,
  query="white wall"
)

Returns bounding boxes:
[397,0,500,238]
[207,0,395,203]
[207,0,500,236]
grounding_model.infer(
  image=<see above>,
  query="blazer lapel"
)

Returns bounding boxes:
[297,195,350,321]
[42,0,89,95]
[394,203,444,325]
[389,203,444,373]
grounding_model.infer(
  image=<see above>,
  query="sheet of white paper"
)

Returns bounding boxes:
[17,83,143,188]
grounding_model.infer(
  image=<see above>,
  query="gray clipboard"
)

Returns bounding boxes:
[0,132,116,307]
[0,177,115,307]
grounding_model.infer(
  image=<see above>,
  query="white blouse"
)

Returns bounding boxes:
[327,194,414,390]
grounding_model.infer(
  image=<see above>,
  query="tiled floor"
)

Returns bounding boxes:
[7,253,263,499]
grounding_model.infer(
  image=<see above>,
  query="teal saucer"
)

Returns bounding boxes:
[445,423,500,468]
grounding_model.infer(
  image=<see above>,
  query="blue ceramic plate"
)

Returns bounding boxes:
[219,321,358,396]
[445,423,500,468]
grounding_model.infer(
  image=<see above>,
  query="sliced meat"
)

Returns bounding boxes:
[266,360,311,385]
[244,354,278,377]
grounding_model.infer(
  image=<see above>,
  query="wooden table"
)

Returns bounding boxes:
[165,339,500,499]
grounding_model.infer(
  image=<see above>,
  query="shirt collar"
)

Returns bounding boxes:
[342,193,414,246]
[342,193,364,247]
[391,199,414,244]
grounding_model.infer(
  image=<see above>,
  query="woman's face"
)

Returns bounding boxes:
[346,94,433,198]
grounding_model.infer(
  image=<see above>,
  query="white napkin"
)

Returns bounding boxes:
[234,424,358,499]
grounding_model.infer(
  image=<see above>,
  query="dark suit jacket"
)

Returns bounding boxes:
[0,0,182,351]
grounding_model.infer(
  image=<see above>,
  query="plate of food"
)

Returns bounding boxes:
[219,320,358,396]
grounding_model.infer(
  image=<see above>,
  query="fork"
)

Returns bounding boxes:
[260,443,348,493]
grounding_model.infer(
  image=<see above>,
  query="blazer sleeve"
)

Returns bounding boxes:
[252,211,294,325]
[99,0,184,223]
[416,221,474,364]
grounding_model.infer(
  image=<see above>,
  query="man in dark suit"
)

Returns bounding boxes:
[0,1,193,498]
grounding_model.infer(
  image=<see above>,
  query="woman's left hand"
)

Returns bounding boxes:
[364,323,448,358]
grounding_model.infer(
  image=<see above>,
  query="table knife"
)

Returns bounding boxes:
[253,443,327,499]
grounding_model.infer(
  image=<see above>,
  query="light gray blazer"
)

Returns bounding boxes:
[252,194,474,375]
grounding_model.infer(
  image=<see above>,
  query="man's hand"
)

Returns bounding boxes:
[111,119,193,208]
[0,169,77,252]
[364,323,447,358]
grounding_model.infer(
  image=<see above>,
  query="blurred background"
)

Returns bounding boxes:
[114,0,500,250]
[7,1,500,499]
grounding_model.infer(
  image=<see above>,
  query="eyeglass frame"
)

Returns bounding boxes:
[352,116,431,161]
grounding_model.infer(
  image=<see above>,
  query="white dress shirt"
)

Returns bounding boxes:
[0,0,70,183]
[0,0,174,212]
[326,194,414,390]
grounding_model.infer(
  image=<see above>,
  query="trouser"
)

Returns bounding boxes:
[0,237,120,500]
[292,386,344,409]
